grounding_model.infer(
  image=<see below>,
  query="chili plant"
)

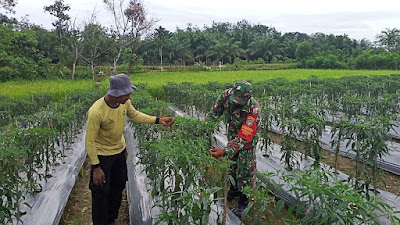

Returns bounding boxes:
[295,101,326,167]
[0,88,101,222]
[12,128,58,191]
[133,116,229,224]
[330,116,345,174]
[0,135,30,224]
[280,118,301,170]
[282,167,400,224]
[241,172,282,225]
[259,105,278,157]
[340,115,394,194]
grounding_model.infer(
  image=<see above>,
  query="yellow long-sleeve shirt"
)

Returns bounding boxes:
[85,97,156,165]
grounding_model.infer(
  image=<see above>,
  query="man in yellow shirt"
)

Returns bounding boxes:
[85,74,173,225]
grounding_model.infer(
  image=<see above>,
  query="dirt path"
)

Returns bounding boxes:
[60,157,129,225]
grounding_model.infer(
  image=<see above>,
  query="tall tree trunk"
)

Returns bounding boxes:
[128,38,139,74]
[159,45,163,71]
[129,49,135,74]
[113,47,123,75]
[91,63,95,80]
[71,47,78,80]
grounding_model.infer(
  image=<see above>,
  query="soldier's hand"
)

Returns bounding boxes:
[209,148,224,158]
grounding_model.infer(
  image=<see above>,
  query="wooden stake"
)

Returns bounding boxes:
[223,171,228,225]
[334,116,343,175]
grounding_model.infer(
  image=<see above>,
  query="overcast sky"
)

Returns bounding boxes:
[4,0,400,41]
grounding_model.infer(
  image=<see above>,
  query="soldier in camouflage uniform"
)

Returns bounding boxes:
[207,80,261,218]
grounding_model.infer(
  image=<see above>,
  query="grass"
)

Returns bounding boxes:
[131,69,400,89]
[0,79,97,99]
[1,69,400,99]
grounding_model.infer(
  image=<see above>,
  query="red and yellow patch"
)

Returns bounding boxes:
[237,114,257,142]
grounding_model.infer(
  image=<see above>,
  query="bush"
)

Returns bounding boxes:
[74,66,92,79]
[306,54,347,69]
[47,63,71,79]
[0,67,17,82]
[233,57,246,70]
[354,52,400,70]
[116,64,129,74]
[134,58,144,73]
[255,57,265,64]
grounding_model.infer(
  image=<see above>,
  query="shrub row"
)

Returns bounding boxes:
[0,88,102,223]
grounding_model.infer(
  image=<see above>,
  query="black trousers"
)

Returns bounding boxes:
[89,149,128,225]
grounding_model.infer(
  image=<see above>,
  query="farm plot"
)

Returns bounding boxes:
[2,72,400,224]
[167,101,400,224]
[162,76,400,223]
[127,89,297,224]
[164,75,400,191]
[0,89,102,224]
[124,123,242,225]
[210,123,400,224]
[129,70,400,91]
[127,90,238,224]
[124,85,400,224]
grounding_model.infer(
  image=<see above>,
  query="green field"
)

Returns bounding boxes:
[0,79,96,99]
[1,69,399,99]
[131,69,400,87]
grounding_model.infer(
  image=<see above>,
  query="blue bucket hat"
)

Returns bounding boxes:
[106,74,137,97]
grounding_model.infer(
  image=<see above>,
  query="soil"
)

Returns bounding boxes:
[59,157,129,225]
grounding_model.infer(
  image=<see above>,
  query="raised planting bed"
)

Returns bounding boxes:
[171,106,400,224]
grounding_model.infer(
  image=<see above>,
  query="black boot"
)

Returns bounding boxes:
[234,193,248,218]
[227,185,240,201]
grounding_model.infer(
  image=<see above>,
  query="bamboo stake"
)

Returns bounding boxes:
[355,137,361,187]
[222,171,228,225]
[334,116,343,175]
[251,167,258,223]
[373,117,378,194]
[305,131,309,158]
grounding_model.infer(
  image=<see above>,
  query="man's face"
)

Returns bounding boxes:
[116,93,131,104]
[231,89,250,106]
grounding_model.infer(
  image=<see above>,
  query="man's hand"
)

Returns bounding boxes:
[159,117,174,127]
[93,167,106,187]
[209,148,224,158]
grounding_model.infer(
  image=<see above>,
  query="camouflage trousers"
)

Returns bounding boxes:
[229,146,256,191]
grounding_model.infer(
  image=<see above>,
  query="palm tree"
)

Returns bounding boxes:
[154,26,171,69]
[206,36,244,64]
[234,29,253,60]
[284,40,298,60]
[376,28,400,52]
[249,36,284,63]
[164,34,190,65]
[192,32,214,64]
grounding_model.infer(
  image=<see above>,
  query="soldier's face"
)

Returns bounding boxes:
[233,99,249,107]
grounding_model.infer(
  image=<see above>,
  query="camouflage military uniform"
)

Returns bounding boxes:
[207,81,261,190]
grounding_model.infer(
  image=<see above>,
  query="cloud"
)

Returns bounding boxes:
[264,10,400,40]
[4,0,400,41]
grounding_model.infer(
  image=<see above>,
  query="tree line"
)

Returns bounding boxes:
[1,0,400,82]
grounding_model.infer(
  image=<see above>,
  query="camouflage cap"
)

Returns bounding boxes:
[229,80,252,105]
